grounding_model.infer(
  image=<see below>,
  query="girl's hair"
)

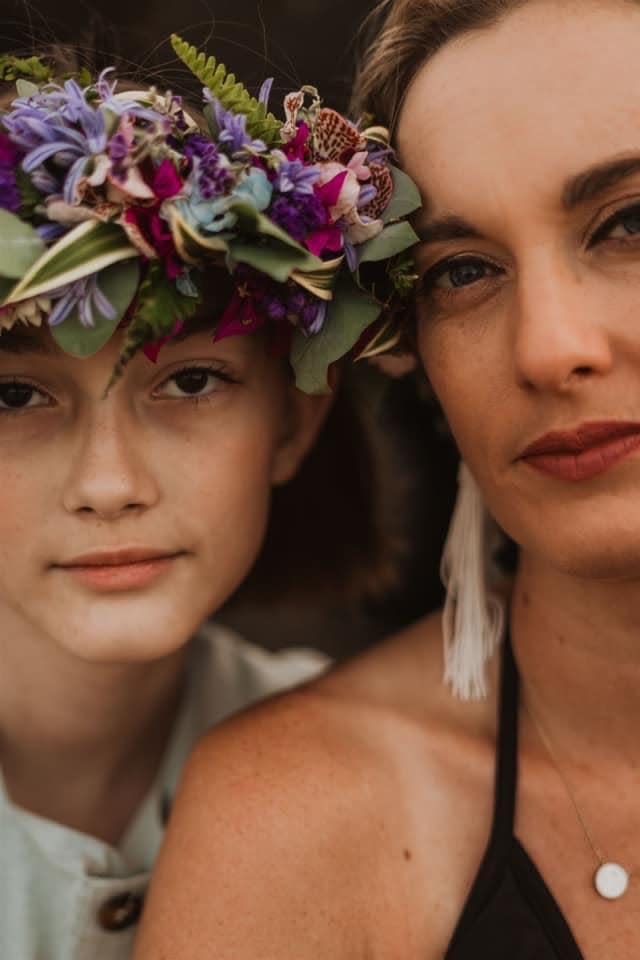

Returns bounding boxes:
[0,52,397,607]
[353,0,529,133]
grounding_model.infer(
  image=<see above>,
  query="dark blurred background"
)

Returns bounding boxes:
[1,0,459,657]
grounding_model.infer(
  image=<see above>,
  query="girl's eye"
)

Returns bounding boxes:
[0,381,50,411]
[154,366,231,400]
[590,203,640,246]
[422,256,502,293]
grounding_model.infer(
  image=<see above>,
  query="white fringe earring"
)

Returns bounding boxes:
[440,462,505,701]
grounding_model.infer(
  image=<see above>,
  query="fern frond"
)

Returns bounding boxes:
[171,35,282,146]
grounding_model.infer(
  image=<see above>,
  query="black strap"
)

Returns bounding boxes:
[489,626,519,852]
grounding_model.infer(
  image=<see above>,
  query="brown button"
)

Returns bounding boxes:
[98,892,144,932]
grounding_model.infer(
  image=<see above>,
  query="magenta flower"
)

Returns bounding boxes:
[0,133,22,213]
[142,319,185,362]
[284,122,310,162]
[215,291,266,341]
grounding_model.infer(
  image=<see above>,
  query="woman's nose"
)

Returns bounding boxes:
[62,402,160,521]
[512,256,614,393]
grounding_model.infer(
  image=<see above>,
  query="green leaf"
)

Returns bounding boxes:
[229,239,318,283]
[16,167,43,217]
[0,209,47,280]
[4,220,138,304]
[168,207,229,264]
[16,79,40,98]
[0,55,51,84]
[382,166,423,224]
[290,280,381,395]
[358,221,419,266]
[50,260,140,358]
[0,277,13,302]
[108,263,201,388]
[171,35,282,146]
[228,202,322,282]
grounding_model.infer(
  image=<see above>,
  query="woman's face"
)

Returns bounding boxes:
[398,0,640,578]
[0,322,325,662]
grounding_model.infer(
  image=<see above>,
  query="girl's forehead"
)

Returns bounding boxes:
[398,0,640,220]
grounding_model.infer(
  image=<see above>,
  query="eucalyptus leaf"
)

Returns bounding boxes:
[5,220,138,304]
[0,209,47,279]
[50,260,140,357]
[358,221,419,266]
[382,166,423,224]
[290,280,381,394]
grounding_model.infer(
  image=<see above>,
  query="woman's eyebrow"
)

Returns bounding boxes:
[415,215,482,247]
[562,154,640,210]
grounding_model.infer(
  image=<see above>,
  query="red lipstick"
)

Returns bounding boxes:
[519,421,640,481]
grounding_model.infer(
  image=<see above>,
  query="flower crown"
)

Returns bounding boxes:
[0,41,420,392]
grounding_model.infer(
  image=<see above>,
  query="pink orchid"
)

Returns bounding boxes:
[347,151,372,182]
[315,163,360,222]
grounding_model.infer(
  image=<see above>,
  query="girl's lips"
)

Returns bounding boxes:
[55,550,184,592]
[519,422,640,481]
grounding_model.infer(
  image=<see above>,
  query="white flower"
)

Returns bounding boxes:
[0,296,51,331]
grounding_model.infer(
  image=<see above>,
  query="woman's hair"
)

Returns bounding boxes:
[353,0,529,133]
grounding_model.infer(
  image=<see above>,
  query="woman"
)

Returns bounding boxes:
[0,43,415,960]
[134,2,640,958]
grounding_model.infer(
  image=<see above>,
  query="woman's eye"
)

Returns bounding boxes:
[0,381,49,411]
[154,367,228,399]
[590,204,640,246]
[423,257,501,293]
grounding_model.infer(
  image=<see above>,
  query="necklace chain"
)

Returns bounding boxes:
[522,698,607,867]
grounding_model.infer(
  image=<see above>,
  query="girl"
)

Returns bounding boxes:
[136,2,640,958]
[0,41,416,960]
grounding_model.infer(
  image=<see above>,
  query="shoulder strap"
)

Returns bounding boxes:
[489,626,519,850]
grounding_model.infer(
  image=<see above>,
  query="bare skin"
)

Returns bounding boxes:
[134,2,640,957]
[0,326,330,843]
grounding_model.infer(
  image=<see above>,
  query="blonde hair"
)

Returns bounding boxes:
[353,0,529,132]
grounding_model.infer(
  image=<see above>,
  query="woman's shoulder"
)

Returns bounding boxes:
[135,612,499,958]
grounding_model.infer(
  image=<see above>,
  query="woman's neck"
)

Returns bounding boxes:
[512,556,640,768]
[0,608,188,844]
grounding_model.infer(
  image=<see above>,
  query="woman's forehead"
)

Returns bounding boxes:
[398,0,640,221]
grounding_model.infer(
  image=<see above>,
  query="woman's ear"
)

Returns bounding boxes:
[270,379,335,487]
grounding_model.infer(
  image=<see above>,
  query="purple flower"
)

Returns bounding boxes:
[268,192,326,244]
[48,274,115,328]
[204,92,267,156]
[183,134,231,199]
[0,133,21,212]
[271,153,320,196]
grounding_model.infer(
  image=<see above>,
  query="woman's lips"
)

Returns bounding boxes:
[519,421,640,481]
[55,549,184,592]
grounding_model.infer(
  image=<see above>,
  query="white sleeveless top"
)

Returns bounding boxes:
[0,623,328,960]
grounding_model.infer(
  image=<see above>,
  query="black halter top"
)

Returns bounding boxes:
[444,634,585,959]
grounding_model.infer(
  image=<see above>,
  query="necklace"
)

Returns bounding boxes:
[522,698,631,901]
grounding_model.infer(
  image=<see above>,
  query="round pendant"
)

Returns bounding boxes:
[594,862,630,900]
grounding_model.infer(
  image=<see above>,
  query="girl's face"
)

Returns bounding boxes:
[398,0,640,579]
[0,322,326,661]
